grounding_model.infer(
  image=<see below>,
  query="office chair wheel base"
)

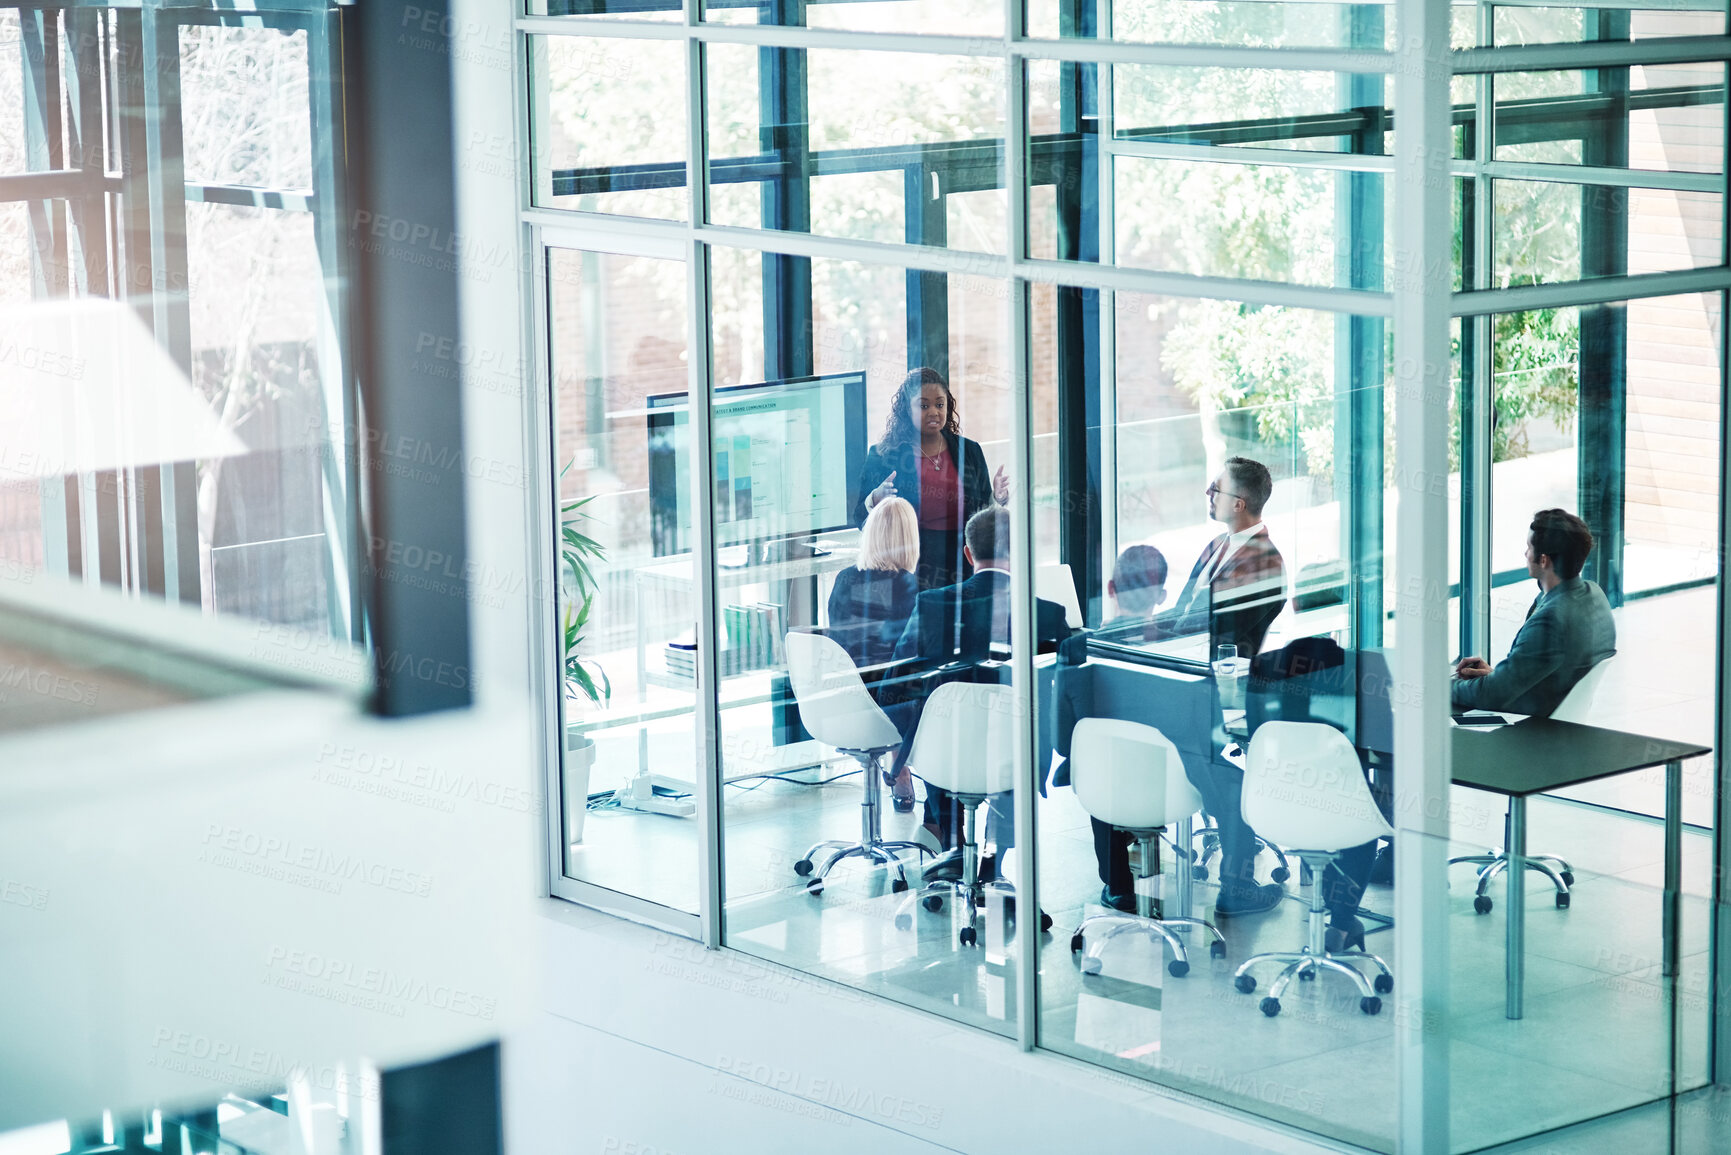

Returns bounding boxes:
[891,877,909,893]
[806,881,823,897]
[794,859,814,877]
[1555,892,1570,909]
[1235,974,1257,994]
[1271,866,1291,884]
[1360,996,1382,1016]
[1374,973,1394,995]
[1192,865,1210,881]
[1260,997,1281,1017]
[958,926,977,947]
[1210,941,1227,960]
[1070,933,1085,953]
[1167,959,1190,978]
[1560,870,1576,887]
[922,895,944,913]
[894,913,912,931]
[1040,912,1053,932]
[1473,895,1493,915]
[1298,967,1316,981]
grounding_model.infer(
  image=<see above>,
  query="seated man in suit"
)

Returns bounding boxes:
[892,507,1071,858]
[1158,456,1289,917]
[1453,507,1617,716]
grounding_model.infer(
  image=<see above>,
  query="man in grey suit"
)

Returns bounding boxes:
[1454,508,1617,716]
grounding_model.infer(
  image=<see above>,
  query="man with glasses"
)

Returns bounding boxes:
[1161,456,1289,917]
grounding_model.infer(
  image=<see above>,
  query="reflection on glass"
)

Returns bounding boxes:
[1114,67,1390,156]
[530,0,683,19]
[1493,6,1726,47]
[532,36,688,219]
[180,25,313,190]
[706,0,1001,35]
[1494,181,1723,286]
[1493,65,1725,175]
[706,45,1005,251]
[550,248,701,914]
[1029,0,1395,48]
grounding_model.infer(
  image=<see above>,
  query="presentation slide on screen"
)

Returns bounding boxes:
[650,376,856,552]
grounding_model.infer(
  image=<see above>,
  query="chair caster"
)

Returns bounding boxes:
[894,913,912,931]
[806,881,823,897]
[958,926,977,947]
[1473,895,1493,915]
[1168,959,1189,978]
[794,859,814,877]
[922,895,944,913]
[1555,891,1570,909]
[1260,997,1281,1017]
[1374,973,1394,995]
[1360,996,1382,1015]
[1271,866,1291,884]
[1080,956,1102,975]
[1210,940,1227,960]
[1298,966,1316,981]
[1039,912,1053,932]
[1560,870,1575,887]
[1070,933,1085,953]
[891,877,909,893]
[1191,865,1210,881]
[1235,974,1257,994]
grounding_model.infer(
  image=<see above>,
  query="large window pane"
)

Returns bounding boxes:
[706,0,1001,35]
[1493,65,1725,176]
[712,244,1022,1037]
[532,37,688,220]
[179,25,313,190]
[1493,181,1722,286]
[1028,0,1396,48]
[706,46,1005,252]
[550,247,700,915]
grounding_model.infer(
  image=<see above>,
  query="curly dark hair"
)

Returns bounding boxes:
[877,367,959,453]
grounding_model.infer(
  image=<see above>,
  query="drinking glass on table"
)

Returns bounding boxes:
[1214,643,1247,715]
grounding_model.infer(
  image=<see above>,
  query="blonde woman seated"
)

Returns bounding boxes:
[826,496,920,810]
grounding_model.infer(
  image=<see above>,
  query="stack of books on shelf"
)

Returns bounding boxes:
[662,601,785,681]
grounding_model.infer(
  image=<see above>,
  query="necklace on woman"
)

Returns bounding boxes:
[920,444,945,471]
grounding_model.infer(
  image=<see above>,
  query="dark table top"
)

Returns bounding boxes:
[1451,717,1712,797]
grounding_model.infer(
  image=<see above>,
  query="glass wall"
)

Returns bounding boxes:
[529,3,1730,1151]
[0,5,360,642]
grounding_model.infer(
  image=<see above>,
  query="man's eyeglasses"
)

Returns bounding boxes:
[1206,482,1243,501]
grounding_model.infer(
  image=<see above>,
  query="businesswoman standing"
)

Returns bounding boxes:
[854,367,1008,591]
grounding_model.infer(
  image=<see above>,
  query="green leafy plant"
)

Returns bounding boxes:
[560,465,610,704]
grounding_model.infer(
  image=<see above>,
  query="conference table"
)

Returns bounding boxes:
[1449,717,1709,1020]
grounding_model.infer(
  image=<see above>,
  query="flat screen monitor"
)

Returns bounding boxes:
[647,371,867,557]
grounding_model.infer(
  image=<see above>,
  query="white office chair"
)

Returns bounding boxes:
[892,680,1022,946]
[1449,654,1615,913]
[1068,719,1226,978]
[784,632,930,896]
[1233,721,1394,1017]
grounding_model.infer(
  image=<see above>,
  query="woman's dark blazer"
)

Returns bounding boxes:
[825,567,919,668]
[852,430,994,529]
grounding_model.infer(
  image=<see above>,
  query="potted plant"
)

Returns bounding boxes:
[559,472,609,847]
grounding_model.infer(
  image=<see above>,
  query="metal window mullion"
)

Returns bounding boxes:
[1455,33,1731,73]
[1016,255,1395,313]
[308,10,360,642]
[1114,137,1397,173]
[1006,8,1038,1054]
[682,7,726,950]
[1454,265,1731,313]
[1464,8,1494,661]
[1094,7,1116,613]
[1713,280,1731,1088]
[1393,0,1453,1147]
[1019,37,1395,72]
[1453,158,1720,194]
